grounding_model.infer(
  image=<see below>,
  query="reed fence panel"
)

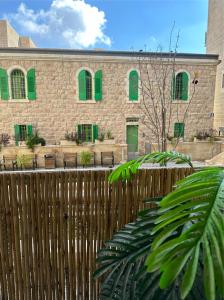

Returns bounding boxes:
[0,168,192,299]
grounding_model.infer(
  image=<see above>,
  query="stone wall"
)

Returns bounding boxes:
[0,51,218,155]
[207,0,224,129]
[152,141,223,161]
[0,21,8,48]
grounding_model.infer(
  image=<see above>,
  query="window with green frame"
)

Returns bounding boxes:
[14,124,33,145]
[78,70,92,100]
[0,67,36,101]
[78,69,102,101]
[11,69,26,99]
[77,124,98,142]
[174,122,185,138]
[172,72,189,101]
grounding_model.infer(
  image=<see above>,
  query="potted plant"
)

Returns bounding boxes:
[61,131,82,146]
[103,130,116,144]
[80,151,92,167]
[16,154,33,169]
[0,133,10,151]
[194,128,217,142]
[95,132,105,144]
[26,132,46,151]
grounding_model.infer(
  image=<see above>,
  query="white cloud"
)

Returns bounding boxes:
[5,0,111,48]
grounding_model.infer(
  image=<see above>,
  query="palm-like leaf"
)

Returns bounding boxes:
[94,204,205,300]
[108,151,193,183]
[146,167,224,300]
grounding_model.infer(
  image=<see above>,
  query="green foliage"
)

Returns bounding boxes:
[94,202,205,300]
[80,151,92,166]
[146,167,224,300]
[37,137,46,146]
[96,151,224,300]
[108,151,193,183]
[16,155,33,168]
[25,132,46,150]
[107,130,114,140]
[64,131,81,145]
[98,132,105,142]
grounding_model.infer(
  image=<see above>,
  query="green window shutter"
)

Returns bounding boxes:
[181,72,189,101]
[94,70,102,101]
[92,125,98,142]
[78,70,87,101]
[129,70,139,101]
[26,125,33,137]
[14,124,20,146]
[171,73,176,100]
[77,124,82,140]
[174,123,185,138]
[27,68,36,100]
[0,68,9,100]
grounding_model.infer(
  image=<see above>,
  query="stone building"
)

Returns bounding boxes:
[0,19,219,158]
[207,0,224,131]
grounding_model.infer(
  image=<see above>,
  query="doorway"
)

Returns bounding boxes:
[126,125,139,160]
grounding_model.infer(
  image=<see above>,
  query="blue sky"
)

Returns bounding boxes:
[0,0,208,53]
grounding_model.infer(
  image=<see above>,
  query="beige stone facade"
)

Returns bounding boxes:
[207,0,224,129]
[0,20,36,48]
[0,48,218,155]
[0,19,220,157]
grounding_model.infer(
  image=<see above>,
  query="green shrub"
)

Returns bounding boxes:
[65,131,82,145]
[106,130,114,140]
[26,132,46,150]
[98,132,105,142]
[80,151,92,166]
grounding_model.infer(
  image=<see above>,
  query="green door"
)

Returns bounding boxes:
[126,125,138,153]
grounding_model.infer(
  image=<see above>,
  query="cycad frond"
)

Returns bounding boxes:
[146,167,224,300]
[94,204,205,300]
[109,151,193,183]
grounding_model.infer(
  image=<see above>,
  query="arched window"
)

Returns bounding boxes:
[173,72,189,101]
[129,70,139,101]
[11,69,26,99]
[78,70,93,100]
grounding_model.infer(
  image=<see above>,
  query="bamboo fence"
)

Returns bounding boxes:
[0,168,192,299]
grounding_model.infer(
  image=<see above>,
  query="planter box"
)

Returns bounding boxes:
[95,139,115,145]
[18,141,27,147]
[194,137,211,142]
[44,154,56,169]
[60,140,77,146]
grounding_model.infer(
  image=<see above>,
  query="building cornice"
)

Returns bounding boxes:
[0,47,220,65]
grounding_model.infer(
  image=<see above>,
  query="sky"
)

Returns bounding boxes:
[0,0,208,53]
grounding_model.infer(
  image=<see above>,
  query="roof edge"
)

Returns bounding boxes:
[0,47,219,60]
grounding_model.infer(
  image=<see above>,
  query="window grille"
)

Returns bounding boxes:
[85,71,92,100]
[11,69,26,99]
[19,125,27,141]
[78,124,93,142]
[175,73,183,99]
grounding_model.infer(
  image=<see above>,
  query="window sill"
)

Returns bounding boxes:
[7,99,31,103]
[172,99,189,103]
[77,100,98,103]
[127,100,140,103]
